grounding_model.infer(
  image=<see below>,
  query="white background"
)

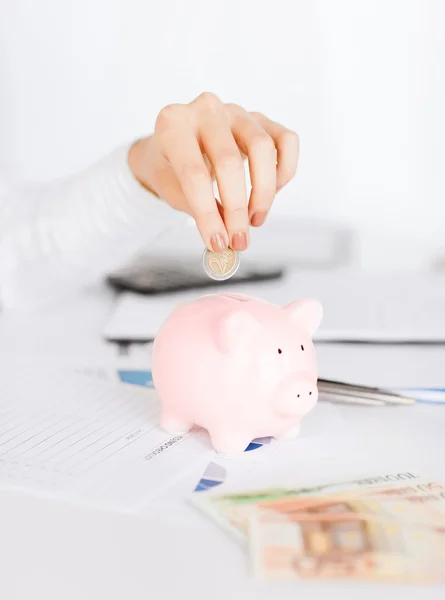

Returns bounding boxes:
[1,0,444,268]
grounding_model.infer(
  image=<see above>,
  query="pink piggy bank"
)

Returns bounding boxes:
[152,293,323,454]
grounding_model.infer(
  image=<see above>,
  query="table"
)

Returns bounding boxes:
[1,285,445,600]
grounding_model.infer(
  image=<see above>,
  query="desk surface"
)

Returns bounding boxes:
[1,286,445,600]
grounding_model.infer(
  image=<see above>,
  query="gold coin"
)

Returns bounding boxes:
[202,247,240,281]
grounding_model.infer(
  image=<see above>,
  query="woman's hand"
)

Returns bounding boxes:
[129,92,299,252]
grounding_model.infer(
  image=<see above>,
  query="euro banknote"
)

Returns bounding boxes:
[192,471,445,542]
[249,508,445,583]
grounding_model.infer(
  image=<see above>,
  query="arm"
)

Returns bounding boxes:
[0,144,187,309]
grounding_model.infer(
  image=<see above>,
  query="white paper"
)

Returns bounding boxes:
[0,366,213,512]
[151,402,349,508]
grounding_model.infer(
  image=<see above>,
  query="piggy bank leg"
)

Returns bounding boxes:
[209,430,251,455]
[160,410,192,435]
[278,422,301,441]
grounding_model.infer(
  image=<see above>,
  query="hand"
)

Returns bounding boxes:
[129,92,299,252]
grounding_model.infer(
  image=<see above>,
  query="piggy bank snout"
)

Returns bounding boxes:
[295,379,317,402]
[276,374,318,417]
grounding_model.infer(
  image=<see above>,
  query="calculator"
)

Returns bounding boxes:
[107,255,284,295]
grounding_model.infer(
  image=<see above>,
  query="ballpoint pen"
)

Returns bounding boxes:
[318,378,414,406]
[319,391,386,407]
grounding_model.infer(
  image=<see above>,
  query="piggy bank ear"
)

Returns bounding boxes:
[284,298,323,337]
[215,310,259,353]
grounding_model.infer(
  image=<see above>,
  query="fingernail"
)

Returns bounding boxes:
[211,233,227,253]
[250,210,268,227]
[231,232,248,251]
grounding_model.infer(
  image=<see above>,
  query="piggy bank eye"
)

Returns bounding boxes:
[301,345,304,351]
[278,348,282,354]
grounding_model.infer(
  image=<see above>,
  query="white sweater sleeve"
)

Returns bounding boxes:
[0,144,188,310]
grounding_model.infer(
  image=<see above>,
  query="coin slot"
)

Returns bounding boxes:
[222,294,250,302]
